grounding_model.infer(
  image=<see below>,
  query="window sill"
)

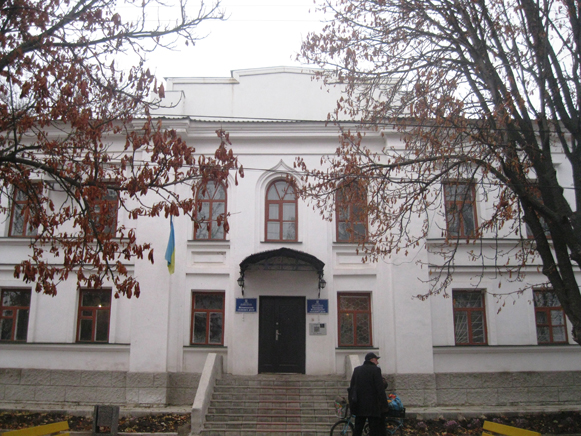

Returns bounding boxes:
[433,344,580,354]
[185,344,227,348]
[262,240,302,244]
[0,342,129,352]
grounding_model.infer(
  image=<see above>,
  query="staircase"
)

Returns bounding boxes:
[201,374,349,436]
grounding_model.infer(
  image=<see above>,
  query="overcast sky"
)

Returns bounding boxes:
[146,0,327,80]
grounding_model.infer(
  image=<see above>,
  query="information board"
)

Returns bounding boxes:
[236,298,257,313]
[307,299,328,314]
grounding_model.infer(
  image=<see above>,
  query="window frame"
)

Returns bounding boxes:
[337,292,373,347]
[76,289,112,343]
[443,181,478,239]
[8,184,41,237]
[533,289,568,344]
[0,288,31,342]
[452,289,488,346]
[335,182,368,243]
[190,291,225,346]
[194,181,228,240]
[264,179,298,242]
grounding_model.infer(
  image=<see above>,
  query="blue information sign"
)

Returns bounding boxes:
[236,298,257,313]
[307,299,329,314]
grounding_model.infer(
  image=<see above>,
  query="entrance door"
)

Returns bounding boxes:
[259,296,306,373]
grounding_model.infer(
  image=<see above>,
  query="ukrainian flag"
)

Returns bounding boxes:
[165,217,175,274]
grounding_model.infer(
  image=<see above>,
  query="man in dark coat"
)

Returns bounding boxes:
[348,352,388,436]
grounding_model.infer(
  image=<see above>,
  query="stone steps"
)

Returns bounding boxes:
[200,374,348,436]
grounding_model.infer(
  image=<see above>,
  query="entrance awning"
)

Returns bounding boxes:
[238,247,326,295]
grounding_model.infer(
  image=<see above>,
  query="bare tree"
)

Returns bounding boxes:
[298,0,581,343]
[0,0,242,298]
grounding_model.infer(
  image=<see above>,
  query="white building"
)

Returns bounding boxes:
[0,67,580,408]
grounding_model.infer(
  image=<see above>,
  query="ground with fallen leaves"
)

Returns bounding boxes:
[0,411,580,434]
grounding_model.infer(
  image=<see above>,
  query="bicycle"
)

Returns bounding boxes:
[330,396,406,436]
[330,396,355,436]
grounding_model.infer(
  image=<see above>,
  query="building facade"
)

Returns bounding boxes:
[0,67,580,408]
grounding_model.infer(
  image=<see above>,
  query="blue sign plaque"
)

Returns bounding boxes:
[307,299,329,314]
[236,298,257,313]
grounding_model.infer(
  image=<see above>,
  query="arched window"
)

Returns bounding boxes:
[336,181,367,242]
[265,179,297,241]
[194,181,227,240]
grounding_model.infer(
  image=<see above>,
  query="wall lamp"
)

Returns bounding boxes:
[318,272,326,298]
[237,272,245,296]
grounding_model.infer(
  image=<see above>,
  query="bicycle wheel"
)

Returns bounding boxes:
[330,419,354,436]
[385,417,404,436]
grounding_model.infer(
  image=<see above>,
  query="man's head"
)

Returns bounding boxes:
[364,352,380,365]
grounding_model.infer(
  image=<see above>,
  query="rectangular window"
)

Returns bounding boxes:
[191,292,225,345]
[336,182,367,242]
[194,181,227,240]
[443,182,477,238]
[9,186,40,237]
[534,289,568,344]
[338,293,372,347]
[453,290,487,345]
[0,289,31,342]
[76,289,111,343]
[525,183,551,239]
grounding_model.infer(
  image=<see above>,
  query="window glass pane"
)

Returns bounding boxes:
[537,326,550,343]
[196,223,209,239]
[551,310,564,325]
[193,312,207,343]
[267,184,280,200]
[212,202,225,220]
[355,313,371,345]
[12,203,25,235]
[82,291,111,308]
[2,310,13,317]
[282,222,296,240]
[214,183,226,200]
[195,295,223,310]
[454,311,468,344]
[281,184,295,200]
[470,311,485,343]
[454,292,482,308]
[282,203,296,221]
[353,223,366,240]
[79,319,93,341]
[1,318,13,340]
[3,290,31,306]
[446,205,460,236]
[338,205,349,221]
[269,204,279,220]
[198,202,210,221]
[337,223,349,241]
[534,291,560,308]
[95,310,110,342]
[461,204,475,235]
[552,326,566,343]
[339,313,354,346]
[15,309,29,341]
[210,223,224,240]
[267,222,280,240]
[209,313,223,344]
[536,310,547,325]
[340,295,370,311]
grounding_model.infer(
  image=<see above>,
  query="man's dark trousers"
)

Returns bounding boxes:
[354,415,385,436]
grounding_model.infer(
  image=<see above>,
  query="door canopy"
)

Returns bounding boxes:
[238,247,325,294]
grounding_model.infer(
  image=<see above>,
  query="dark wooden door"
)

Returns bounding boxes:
[259,296,305,373]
